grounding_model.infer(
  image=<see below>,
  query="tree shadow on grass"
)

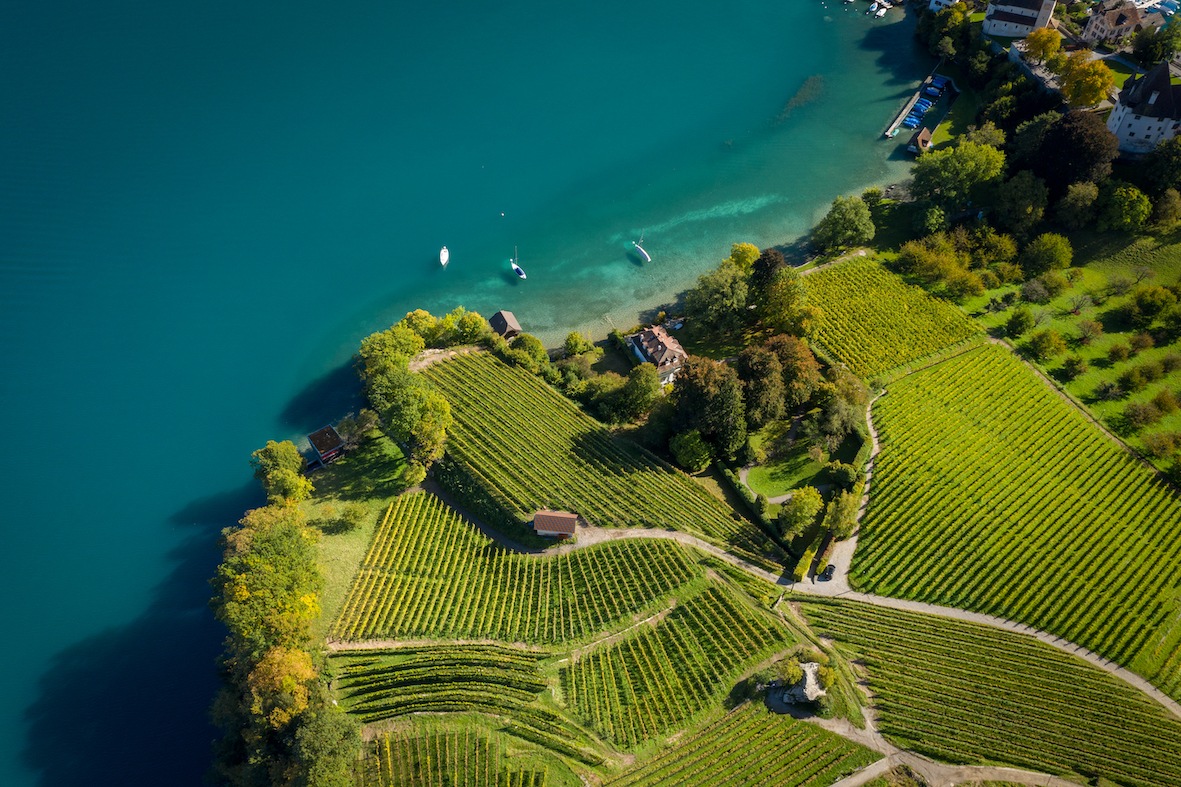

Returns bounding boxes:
[21,482,260,787]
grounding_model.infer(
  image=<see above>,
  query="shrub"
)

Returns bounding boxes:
[1007,306,1036,337]
[1118,367,1148,393]
[670,430,713,472]
[1078,319,1103,345]
[1125,401,1163,430]
[825,461,860,491]
[1027,329,1067,361]
[1061,355,1089,380]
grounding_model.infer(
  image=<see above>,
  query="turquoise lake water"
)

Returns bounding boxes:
[0,2,929,783]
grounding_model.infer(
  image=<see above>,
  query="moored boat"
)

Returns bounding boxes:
[633,230,652,263]
[440,246,449,267]
[511,246,527,279]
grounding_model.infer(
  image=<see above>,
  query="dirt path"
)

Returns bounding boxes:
[407,345,480,372]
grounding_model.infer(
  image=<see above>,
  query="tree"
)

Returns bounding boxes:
[265,468,314,505]
[684,260,748,332]
[1019,233,1073,276]
[1061,354,1089,380]
[357,324,425,384]
[1033,111,1119,192]
[563,331,596,357]
[777,486,823,540]
[728,242,760,272]
[381,376,453,464]
[736,346,786,429]
[1006,306,1036,338]
[396,309,441,345]
[1027,328,1067,361]
[1098,181,1152,232]
[861,187,883,209]
[251,440,306,485]
[825,461,860,491]
[1025,27,1061,64]
[1011,112,1061,168]
[669,430,712,472]
[964,120,1007,149]
[1128,285,1178,327]
[759,265,809,335]
[614,364,662,422]
[1144,136,1181,194]
[510,333,549,367]
[936,35,956,59]
[672,357,747,459]
[896,232,969,289]
[993,170,1049,236]
[911,140,1005,210]
[246,646,317,729]
[335,409,378,450]
[764,335,822,407]
[1058,54,1114,107]
[750,247,786,294]
[293,706,362,787]
[812,196,875,251]
[1078,318,1103,345]
[1132,24,1181,68]
[1055,181,1099,230]
[1155,188,1181,228]
[822,490,859,540]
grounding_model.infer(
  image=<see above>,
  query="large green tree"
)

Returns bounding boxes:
[1032,111,1119,193]
[764,335,822,408]
[1055,181,1099,230]
[1144,136,1181,194]
[993,170,1049,237]
[777,486,823,540]
[1019,233,1073,276]
[736,346,786,429]
[750,247,786,294]
[684,260,749,332]
[911,140,1005,210]
[812,195,875,252]
[292,706,362,787]
[673,357,747,459]
[1098,181,1152,232]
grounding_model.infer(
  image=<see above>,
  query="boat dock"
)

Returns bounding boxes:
[882,70,960,140]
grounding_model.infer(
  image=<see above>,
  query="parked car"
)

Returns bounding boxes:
[819,564,836,582]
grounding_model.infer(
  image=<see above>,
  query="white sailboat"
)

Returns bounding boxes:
[440,246,449,267]
[510,246,527,279]
[632,230,652,263]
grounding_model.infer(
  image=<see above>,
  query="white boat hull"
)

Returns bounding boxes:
[440,246,449,266]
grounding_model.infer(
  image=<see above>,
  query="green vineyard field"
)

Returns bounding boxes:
[331,492,702,643]
[802,600,1181,786]
[606,702,880,786]
[804,258,981,377]
[421,352,783,568]
[851,345,1181,698]
[359,726,550,787]
[560,584,792,749]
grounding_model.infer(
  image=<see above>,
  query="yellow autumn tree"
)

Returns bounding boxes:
[247,646,317,729]
[1025,27,1061,64]
[728,242,760,272]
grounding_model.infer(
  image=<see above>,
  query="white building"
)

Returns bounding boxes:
[1081,0,1163,45]
[928,0,962,12]
[982,0,1057,36]
[1107,62,1181,154]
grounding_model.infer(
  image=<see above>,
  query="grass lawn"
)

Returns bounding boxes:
[868,199,921,253]
[676,320,773,360]
[745,422,861,499]
[972,231,1181,469]
[301,431,408,638]
[929,86,981,150]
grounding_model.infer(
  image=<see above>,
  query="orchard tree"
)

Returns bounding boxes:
[1020,233,1073,276]
[813,195,875,251]
[1025,27,1061,64]
[911,140,1005,210]
[993,170,1049,237]
[1027,328,1067,361]
[777,486,823,540]
[1006,306,1036,338]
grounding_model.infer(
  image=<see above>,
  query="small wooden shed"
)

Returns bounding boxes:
[308,426,345,465]
[533,510,579,538]
[489,310,522,340]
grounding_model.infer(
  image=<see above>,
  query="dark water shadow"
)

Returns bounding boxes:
[22,481,261,787]
[280,361,363,435]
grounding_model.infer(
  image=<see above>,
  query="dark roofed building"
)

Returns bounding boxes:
[628,325,689,385]
[982,0,1055,36]
[308,425,345,465]
[907,127,932,155]
[1082,0,1162,44]
[533,510,579,538]
[1107,62,1181,154]
[489,310,522,340]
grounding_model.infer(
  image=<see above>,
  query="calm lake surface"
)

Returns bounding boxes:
[0,2,929,783]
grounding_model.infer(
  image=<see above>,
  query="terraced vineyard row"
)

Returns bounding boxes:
[802,600,1181,786]
[359,727,548,787]
[851,345,1181,698]
[606,702,879,786]
[560,584,791,749]
[422,352,782,568]
[804,257,981,377]
[332,492,702,643]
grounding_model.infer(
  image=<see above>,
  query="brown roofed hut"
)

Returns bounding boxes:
[308,425,345,465]
[533,510,579,538]
[489,310,522,340]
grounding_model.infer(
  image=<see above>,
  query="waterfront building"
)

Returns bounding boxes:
[1107,62,1181,154]
[628,325,688,385]
[1081,0,1163,45]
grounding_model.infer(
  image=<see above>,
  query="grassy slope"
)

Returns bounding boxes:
[804,257,983,378]
[851,344,1181,697]
[802,599,1181,786]
[970,232,1181,470]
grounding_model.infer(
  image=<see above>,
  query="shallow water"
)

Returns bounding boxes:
[0,2,929,783]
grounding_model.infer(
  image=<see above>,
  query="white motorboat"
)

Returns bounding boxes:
[633,230,652,263]
[875,5,888,16]
[440,246,449,267]
[867,1,878,12]
[511,246,527,279]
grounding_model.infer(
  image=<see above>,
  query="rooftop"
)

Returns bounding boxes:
[533,510,579,535]
[632,325,688,369]
[308,425,344,457]
[1119,62,1181,120]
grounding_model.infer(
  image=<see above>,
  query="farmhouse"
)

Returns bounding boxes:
[1106,62,1181,154]
[308,425,345,465]
[628,325,688,385]
[982,0,1056,37]
[489,309,522,340]
[533,509,579,538]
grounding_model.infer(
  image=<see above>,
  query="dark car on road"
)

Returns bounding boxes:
[818,564,836,582]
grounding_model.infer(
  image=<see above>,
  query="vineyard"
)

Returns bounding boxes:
[358,726,553,787]
[331,492,703,643]
[851,345,1181,698]
[560,584,792,749]
[801,599,1181,786]
[421,352,783,568]
[606,703,879,786]
[804,257,981,377]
